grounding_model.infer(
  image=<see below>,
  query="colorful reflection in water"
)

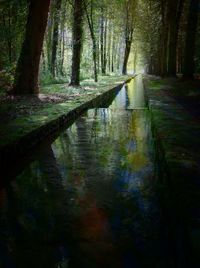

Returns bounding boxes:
[0,76,170,268]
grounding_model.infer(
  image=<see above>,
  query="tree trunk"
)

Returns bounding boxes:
[83,0,98,82]
[176,0,185,74]
[70,0,84,86]
[100,13,105,74]
[122,40,131,75]
[51,0,62,78]
[111,27,114,73]
[60,27,65,76]
[122,0,134,75]
[13,0,50,94]
[107,22,112,73]
[111,28,116,73]
[133,48,137,73]
[103,19,107,74]
[160,0,169,76]
[182,0,199,79]
[59,1,67,76]
[167,0,178,76]
[167,0,184,76]
[8,5,12,64]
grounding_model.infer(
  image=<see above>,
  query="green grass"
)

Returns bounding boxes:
[40,75,129,95]
[0,75,132,148]
[148,79,167,90]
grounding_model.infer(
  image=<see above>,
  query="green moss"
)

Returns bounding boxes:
[0,75,132,148]
[147,79,166,90]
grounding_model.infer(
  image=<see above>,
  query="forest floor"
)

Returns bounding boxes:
[0,75,131,149]
[144,75,200,264]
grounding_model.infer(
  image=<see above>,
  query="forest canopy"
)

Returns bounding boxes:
[0,0,199,94]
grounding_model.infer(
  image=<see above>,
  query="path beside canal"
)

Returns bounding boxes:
[144,75,200,267]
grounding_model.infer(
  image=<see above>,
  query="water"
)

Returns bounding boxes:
[0,76,170,268]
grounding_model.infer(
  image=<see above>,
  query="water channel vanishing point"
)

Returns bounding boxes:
[0,76,172,268]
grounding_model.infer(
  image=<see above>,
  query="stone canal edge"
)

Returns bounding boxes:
[0,76,134,171]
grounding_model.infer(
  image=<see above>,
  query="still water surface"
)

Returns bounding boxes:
[0,76,170,268]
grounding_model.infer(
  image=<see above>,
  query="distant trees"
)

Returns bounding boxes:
[162,0,185,77]
[13,0,51,94]
[0,0,27,68]
[137,0,199,79]
[1,0,199,95]
[1,0,138,94]
[42,0,68,78]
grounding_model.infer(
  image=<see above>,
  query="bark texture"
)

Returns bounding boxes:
[13,0,51,94]
[70,0,84,86]
[51,0,62,78]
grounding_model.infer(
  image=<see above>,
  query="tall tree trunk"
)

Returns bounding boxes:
[8,5,12,64]
[70,0,84,86]
[103,18,107,74]
[167,0,178,76]
[117,39,122,72]
[133,48,137,73]
[83,0,98,82]
[176,0,185,74]
[111,28,117,73]
[182,0,199,79]
[41,50,46,72]
[167,0,184,76]
[92,40,98,82]
[107,22,112,73]
[45,5,54,72]
[60,27,65,76]
[100,13,105,74]
[160,0,169,76]
[59,1,67,76]
[122,0,134,75]
[13,0,51,94]
[122,40,132,75]
[51,0,62,78]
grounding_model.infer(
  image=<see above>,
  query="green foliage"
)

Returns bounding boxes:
[39,69,69,86]
[0,0,27,68]
[0,64,16,94]
[148,79,166,90]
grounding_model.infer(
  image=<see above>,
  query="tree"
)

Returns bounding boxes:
[51,0,62,78]
[167,0,179,76]
[83,0,98,82]
[167,0,185,76]
[13,0,51,94]
[100,5,107,74]
[70,0,84,86]
[122,0,135,75]
[182,0,199,79]
[0,0,28,69]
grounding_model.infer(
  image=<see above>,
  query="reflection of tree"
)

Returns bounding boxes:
[127,79,135,108]
[65,108,156,266]
[126,76,145,109]
[127,111,149,171]
[0,144,70,268]
[59,113,122,267]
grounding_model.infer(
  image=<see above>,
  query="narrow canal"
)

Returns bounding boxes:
[0,76,171,268]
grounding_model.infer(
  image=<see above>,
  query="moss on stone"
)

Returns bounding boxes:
[0,75,131,149]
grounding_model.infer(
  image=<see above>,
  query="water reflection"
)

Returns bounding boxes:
[109,77,145,110]
[0,76,168,268]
